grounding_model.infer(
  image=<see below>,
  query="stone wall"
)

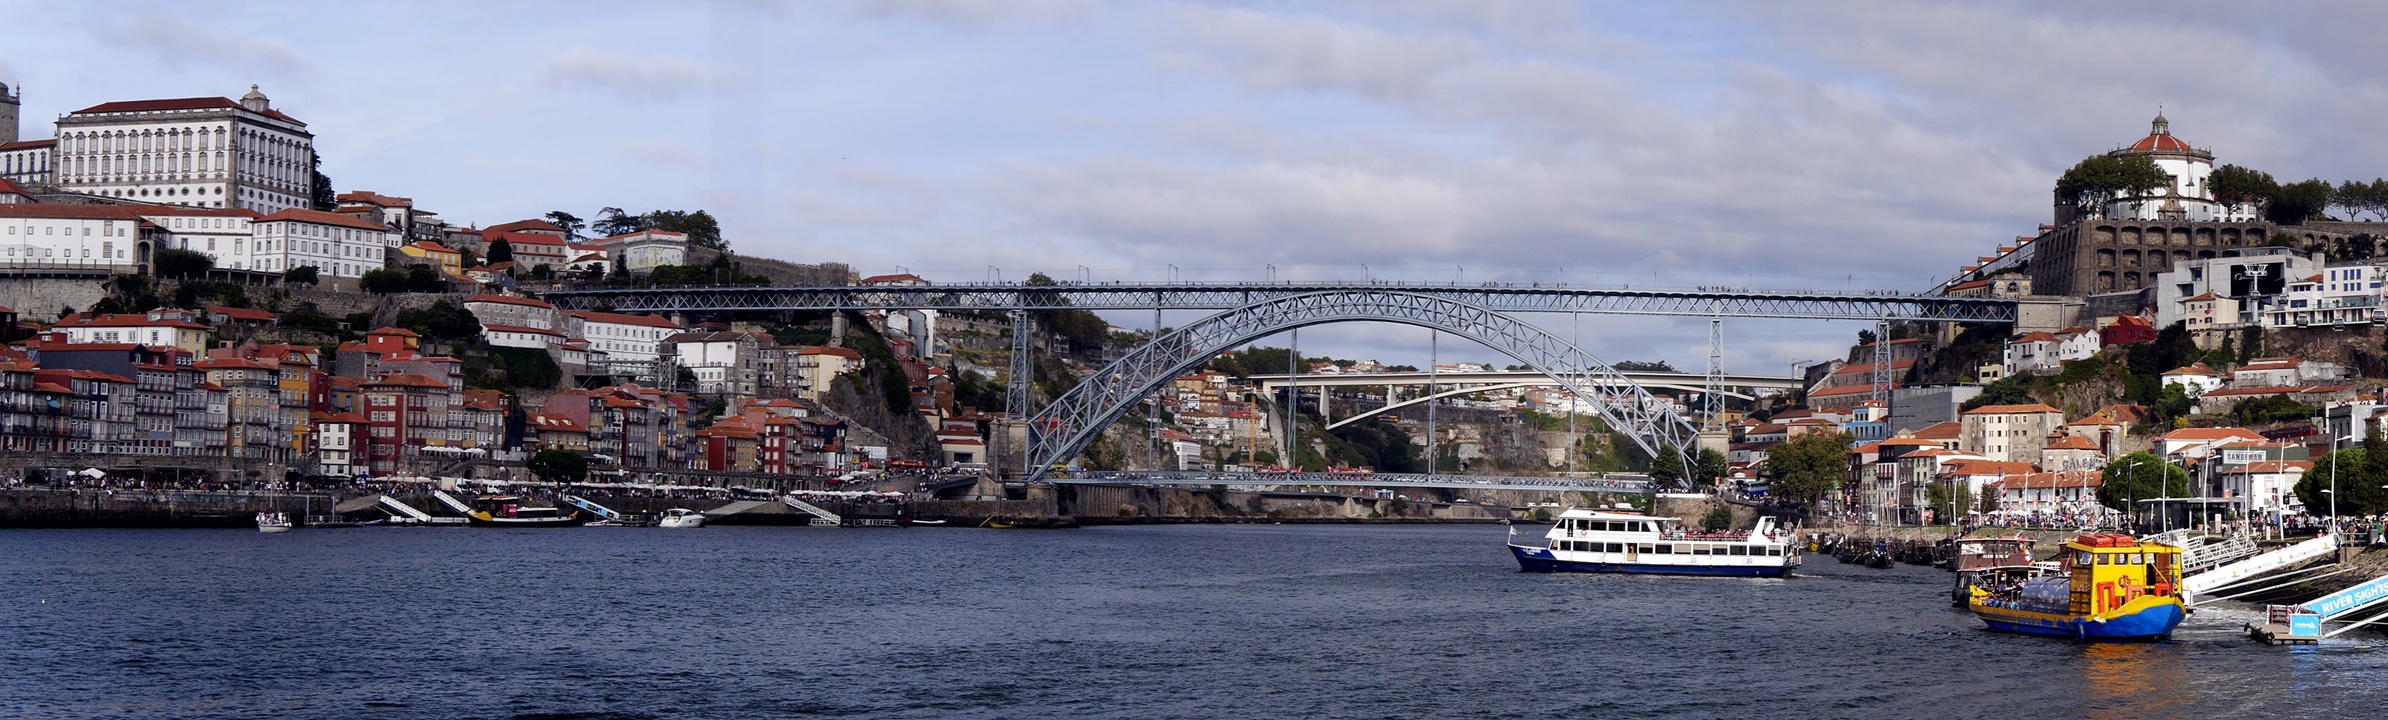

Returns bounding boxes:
[0,488,340,528]
[0,275,112,321]
[2027,219,2273,297]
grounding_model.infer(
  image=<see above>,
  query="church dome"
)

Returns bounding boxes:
[2126,111,2194,153]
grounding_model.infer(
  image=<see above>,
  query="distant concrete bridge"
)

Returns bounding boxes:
[1051,470,1656,495]
[1239,369,1803,430]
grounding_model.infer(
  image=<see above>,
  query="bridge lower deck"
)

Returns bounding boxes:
[1044,470,1654,494]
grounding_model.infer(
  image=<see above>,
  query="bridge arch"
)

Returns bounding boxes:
[1024,290,1699,481]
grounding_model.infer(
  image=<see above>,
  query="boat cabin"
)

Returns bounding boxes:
[2062,533,2182,616]
[1952,537,2035,572]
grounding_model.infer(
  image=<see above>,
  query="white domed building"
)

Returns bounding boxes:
[2098,112,2258,223]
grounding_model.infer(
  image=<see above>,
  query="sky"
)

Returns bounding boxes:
[8,0,2388,375]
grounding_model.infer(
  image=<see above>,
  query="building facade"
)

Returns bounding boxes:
[51,86,315,213]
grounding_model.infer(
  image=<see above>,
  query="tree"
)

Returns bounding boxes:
[592,206,647,237]
[2207,164,2275,209]
[396,299,480,341]
[1701,505,1733,531]
[2096,452,2190,514]
[486,236,514,265]
[282,265,320,286]
[404,264,447,292]
[359,268,409,294]
[309,154,335,211]
[526,449,589,485]
[1650,450,1685,488]
[544,211,585,239]
[2054,154,2171,219]
[1856,329,1878,347]
[1767,431,1851,507]
[1963,374,2035,410]
[2231,394,2313,426]
[2268,178,2334,226]
[153,248,214,279]
[1694,448,1729,486]
[1611,360,1678,373]
[645,209,724,251]
[2299,425,2388,517]
[2149,383,2195,425]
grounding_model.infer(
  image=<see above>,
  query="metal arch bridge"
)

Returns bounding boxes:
[1023,290,1702,482]
[542,281,2018,322]
[1242,370,1802,394]
[1053,470,1657,494]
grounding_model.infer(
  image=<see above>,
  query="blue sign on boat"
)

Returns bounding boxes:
[2289,614,2321,638]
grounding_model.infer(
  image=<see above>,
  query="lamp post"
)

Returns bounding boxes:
[2124,458,2146,533]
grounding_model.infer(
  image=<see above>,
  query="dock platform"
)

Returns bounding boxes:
[2245,622,2319,646]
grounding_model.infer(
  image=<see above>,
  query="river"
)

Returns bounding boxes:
[0,524,2381,719]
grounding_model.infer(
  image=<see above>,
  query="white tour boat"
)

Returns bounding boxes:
[256,512,293,533]
[1507,507,1798,577]
[658,508,707,528]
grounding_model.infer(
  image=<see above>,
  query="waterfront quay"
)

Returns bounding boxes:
[0,476,1551,529]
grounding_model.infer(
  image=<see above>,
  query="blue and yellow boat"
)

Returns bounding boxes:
[1968,532,2185,641]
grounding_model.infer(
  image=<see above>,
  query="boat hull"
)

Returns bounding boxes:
[1510,545,1790,577]
[1971,598,2185,641]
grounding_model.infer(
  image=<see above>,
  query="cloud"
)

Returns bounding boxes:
[99,15,314,80]
[537,48,748,101]
[846,0,1103,29]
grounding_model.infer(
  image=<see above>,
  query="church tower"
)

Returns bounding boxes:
[0,81,20,145]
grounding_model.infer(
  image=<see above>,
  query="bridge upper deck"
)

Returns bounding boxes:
[544,281,2015,322]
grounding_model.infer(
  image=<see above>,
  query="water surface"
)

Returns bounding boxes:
[1,524,2380,719]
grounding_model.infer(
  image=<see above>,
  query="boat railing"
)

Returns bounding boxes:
[1661,530,1764,542]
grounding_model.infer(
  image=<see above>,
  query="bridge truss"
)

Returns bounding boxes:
[544,282,2017,322]
[1055,470,1656,495]
[1021,290,1700,482]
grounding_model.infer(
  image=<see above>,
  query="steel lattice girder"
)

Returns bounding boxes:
[542,283,2015,322]
[1022,290,1700,482]
[1055,471,1655,494]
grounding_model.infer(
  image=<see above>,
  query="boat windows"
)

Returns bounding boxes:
[1729,546,1748,556]
[1606,543,1624,553]
[1651,544,1672,555]
[1639,544,1657,554]
[1767,547,1784,556]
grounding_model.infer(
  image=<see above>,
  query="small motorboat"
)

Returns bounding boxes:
[256,512,293,533]
[658,508,707,528]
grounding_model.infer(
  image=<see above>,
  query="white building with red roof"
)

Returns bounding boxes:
[0,204,154,271]
[589,229,686,271]
[464,293,561,332]
[55,309,213,353]
[2267,266,2384,329]
[250,208,395,280]
[51,86,316,213]
[487,230,568,270]
[2100,112,2257,223]
[1,140,54,186]
[567,311,683,380]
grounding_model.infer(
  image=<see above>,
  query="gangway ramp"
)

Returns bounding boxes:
[428,490,477,516]
[2183,533,2339,598]
[2301,567,2388,622]
[782,496,843,527]
[562,495,626,522]
[704,500,771,518]
[377,495,436,523]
